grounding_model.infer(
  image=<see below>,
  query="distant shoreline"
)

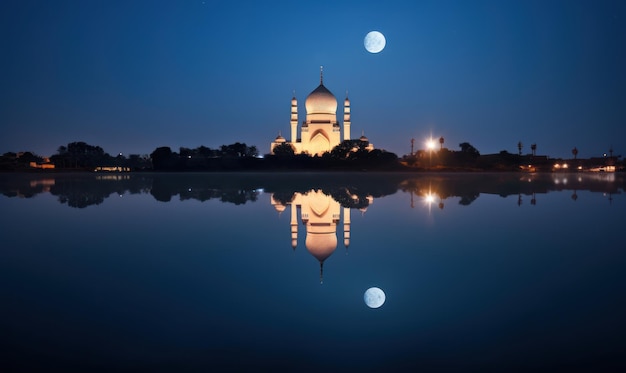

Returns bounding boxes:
[1,168,623,175]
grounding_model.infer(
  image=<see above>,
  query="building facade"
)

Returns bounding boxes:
[270,68,372,156]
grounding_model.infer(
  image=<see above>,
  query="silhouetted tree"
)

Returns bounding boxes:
[517,141,523,156]
[459,193,479,205]
[150,146,176,170]
[531,143,537,156]
[0,152,17,170]
[16,151,43,165]
[572,147,578,159]
[272,143,296,157]
[366,149,399,165]
[51,141,109,169]
[127,154,150,170]
[179,147,193,159]
[196,145,216,157]
[247,145,259,158]
[459,142,480,158]
[328,139,369,160]
[220,142,257,158]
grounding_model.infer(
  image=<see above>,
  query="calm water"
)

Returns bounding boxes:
[1,172,625,372]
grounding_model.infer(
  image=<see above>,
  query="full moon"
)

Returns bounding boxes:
[364,31,386,53]
[364,287,386,308]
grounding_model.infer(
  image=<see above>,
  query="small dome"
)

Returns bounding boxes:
[359,135,369,142]
[275,134,286,143]
[305,84,337,115]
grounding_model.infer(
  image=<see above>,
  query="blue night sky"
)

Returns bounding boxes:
[1,0,625,159]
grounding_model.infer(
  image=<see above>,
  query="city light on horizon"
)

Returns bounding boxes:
[426,139,437,151]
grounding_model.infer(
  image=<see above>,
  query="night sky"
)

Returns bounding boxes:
[2,0,625,159]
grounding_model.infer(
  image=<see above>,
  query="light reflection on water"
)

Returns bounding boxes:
[1,172,625,371]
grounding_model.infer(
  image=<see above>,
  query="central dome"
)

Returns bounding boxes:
[305,84,337,115]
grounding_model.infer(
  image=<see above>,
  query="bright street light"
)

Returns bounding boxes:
[426,139,436,150]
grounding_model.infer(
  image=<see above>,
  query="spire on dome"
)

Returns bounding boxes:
[320,65,323,85]
[275,130,286,143]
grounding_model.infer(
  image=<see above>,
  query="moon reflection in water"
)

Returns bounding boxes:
[364,287,386,308]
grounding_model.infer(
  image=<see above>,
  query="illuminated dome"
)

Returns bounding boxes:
[305,84,337,115]
[275,134,286,143]
[306,233,337,262]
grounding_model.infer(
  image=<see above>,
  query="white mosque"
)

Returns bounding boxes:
[270,67,373,156]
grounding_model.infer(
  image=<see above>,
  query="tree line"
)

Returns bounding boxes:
[2,139,623,172]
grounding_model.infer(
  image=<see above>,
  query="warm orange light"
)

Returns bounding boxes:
[426,139,436,150]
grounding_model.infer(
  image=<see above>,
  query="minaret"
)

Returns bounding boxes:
[343,92,351,141]
[343,207,351,248]
[290,203,298,250]
[290,92,298,142]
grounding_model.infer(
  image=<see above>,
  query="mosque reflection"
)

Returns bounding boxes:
[2,172,624,283]
[270,189,373,283]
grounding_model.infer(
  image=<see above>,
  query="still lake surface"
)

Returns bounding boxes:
[1,172,625,372]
